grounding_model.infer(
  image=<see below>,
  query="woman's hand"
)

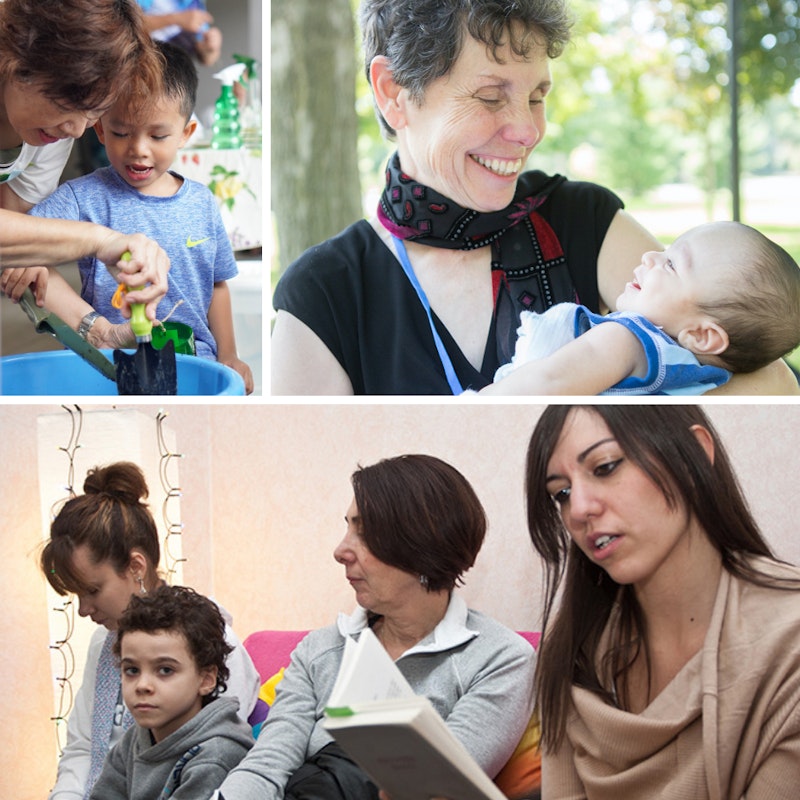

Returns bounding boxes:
[95,233,170,322]
[1,266,49,305]
[86,317,135,350]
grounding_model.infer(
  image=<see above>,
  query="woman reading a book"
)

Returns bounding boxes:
[217,454,536,800]
[525,405,800,798]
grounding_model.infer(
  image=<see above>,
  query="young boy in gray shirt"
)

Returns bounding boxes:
[89,585,253,800]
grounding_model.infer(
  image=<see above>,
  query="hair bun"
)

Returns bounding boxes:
[83,461,149,503]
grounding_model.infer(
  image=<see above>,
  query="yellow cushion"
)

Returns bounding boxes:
[493,712,542,799]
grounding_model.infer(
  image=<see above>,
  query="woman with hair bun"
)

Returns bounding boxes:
[41,461,259,800]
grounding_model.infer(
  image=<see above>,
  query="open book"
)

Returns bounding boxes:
[323,628,507,800]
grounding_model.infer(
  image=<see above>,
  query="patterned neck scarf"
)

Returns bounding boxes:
[84,630,134,798]
[377,152,576,365]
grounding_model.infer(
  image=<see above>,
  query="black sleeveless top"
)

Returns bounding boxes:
[273,173,623,395]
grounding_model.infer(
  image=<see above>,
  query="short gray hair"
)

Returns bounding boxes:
[360,0,574,138]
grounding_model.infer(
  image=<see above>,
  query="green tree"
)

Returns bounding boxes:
[271,0,362,273]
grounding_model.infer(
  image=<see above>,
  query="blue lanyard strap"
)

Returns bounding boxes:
[391,236,464,395]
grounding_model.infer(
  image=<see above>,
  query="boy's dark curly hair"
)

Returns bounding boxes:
[114,584,233,702]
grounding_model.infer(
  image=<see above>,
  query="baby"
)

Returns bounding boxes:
[481,221,800,395]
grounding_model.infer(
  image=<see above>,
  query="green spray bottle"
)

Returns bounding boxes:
[211,63,246,149]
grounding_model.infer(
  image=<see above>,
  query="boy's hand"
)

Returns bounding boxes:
[1,266,49,305]
[220,356,254,395]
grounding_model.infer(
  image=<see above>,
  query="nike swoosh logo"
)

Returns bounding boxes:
[186,236,211,248]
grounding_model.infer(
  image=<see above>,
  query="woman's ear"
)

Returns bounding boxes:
[677,320,729,358]
[94,119,107,145]
[689,424,715,465]
[127,549,148,581]
[369,55,408,132]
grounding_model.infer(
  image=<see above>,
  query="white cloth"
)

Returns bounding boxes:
[0,138,73,205]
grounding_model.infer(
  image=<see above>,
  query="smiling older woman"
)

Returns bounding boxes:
[271,0,798,396]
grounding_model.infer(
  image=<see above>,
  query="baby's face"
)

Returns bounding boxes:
[615,223,744,337]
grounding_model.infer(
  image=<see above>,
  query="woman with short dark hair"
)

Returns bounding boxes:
[271,0,797,395]
[218,454,536,800]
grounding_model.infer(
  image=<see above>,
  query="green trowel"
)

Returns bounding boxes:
[16,288,117,383]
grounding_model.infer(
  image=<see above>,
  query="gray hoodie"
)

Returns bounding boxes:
[89,697,253,800]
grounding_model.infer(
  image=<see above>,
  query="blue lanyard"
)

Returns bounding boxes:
[391,236,464,395]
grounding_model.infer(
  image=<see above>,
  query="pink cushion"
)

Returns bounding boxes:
[243,629,310,683]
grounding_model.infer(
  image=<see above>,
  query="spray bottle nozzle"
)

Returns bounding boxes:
[212,63,247,86]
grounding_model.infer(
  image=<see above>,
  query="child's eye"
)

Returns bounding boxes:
[158,666,174,676]
[664,259,675,271]
[152,135,168,141]
[123,666,139,677]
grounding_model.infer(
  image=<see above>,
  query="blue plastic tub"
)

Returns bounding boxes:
[0,349,245,396]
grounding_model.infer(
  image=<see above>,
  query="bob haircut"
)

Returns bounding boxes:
[41,462,160,597]
[0,0,162,113]
[351,454,487,592]
[114,585,233,703]
[526,405,783,751]
[360,0,574,138]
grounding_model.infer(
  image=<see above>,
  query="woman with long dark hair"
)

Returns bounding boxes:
[526,405,800,798]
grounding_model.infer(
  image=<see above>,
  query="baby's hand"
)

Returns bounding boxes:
[220,356,254,395]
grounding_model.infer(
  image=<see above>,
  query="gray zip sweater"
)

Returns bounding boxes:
[89,697,253,800]
[217,594,536,799]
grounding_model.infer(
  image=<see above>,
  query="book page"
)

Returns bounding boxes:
[326,627,415,714]
[324,699,508,800]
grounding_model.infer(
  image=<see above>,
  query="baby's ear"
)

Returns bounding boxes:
[677,320,729,357]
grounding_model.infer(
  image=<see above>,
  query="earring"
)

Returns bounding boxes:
[419,574,429,588]
[137,576,147,595]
